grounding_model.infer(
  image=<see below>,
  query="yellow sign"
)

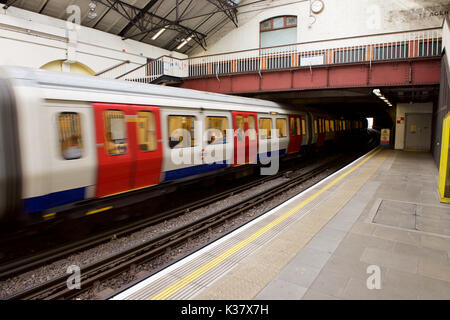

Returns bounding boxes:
[380,129,390,146]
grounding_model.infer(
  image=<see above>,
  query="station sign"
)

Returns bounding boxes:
[380,129,390,146]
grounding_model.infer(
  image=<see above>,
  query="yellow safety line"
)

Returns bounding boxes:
[86,206,113,216]
[101,184,157,198]
[149,147,382,300]
[42,212,56,220]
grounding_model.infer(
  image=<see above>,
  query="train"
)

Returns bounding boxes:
[0,66,367,225]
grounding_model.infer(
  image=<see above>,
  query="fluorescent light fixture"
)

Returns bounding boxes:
[176,36,193,50]
[151,26,167,40]
[373,89,381,96]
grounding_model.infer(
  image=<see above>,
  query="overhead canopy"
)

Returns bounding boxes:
[1,0,257,54]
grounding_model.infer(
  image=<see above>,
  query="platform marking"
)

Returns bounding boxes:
[148,147,383,300]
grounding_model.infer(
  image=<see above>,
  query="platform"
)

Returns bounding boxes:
[112,148,450,300]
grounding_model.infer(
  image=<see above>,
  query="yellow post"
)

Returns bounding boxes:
[438,112,450,203]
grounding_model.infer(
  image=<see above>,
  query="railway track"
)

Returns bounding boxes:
[4,147,373,300]
[0,152,318,280]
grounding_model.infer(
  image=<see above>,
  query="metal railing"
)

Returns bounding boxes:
[116,56,188,83]
[115,28,443,84]
[95,60,132,79]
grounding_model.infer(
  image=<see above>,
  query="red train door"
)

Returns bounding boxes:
[317,117,325,147]
[93,103,162,197]
[232,111,258,166]
[130,106,163,189]
[288,115,302,154]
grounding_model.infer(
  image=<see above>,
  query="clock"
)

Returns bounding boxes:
[311,0,324,14]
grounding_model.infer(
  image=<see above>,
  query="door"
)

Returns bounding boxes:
[288,115,302,153]
[232,111,258,166]
[405,113,432,151]
[93,103,162,197]
[132,106,163,189]
[317,117,326,147]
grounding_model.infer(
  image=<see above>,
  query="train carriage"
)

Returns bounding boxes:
[0,66,366,224]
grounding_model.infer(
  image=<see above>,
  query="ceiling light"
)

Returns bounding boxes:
[373,89,381,96]
[151,26,167,40]
[176,36,193,50]
[88,1,97,19]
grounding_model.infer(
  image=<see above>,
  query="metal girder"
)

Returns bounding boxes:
[206,0,238,27]
[118,0,160,37]
[2,0,18,9]
[96,0,207,50]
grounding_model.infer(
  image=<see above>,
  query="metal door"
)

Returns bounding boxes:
[93,103,163,197]
[405,113,432,151]
[232,111,258,166]
[288,115,302,153]
[131,106,163,189]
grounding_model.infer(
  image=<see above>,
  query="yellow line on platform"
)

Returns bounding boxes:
[149,147,382,300]
[86,206,113,216]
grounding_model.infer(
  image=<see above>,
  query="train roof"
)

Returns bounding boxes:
[0,66,293,111]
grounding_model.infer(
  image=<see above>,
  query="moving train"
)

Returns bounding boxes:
[0,66,367,224]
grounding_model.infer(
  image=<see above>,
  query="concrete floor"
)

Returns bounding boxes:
[256,150,450,300]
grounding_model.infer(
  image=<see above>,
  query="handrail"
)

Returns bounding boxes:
[95,60,130,76]
[109,27,443,84]
[186,27,443,60]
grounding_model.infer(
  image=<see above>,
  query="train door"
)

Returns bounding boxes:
[131,106,163,189]
[288,115,302,153]
[93,103,162,197]
[317,117,325,147]
[232,111,258,166]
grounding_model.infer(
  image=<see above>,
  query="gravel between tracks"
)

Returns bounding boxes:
[0,174,291,299]
[0,154,349,299]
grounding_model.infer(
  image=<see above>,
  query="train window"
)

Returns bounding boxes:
[330,120,335,132]
[325,120,330,133]
[322,119,325,133]
[296,118,301,135]
[137,111,156,152]
[314,120,318,134]
[206,116,228,144]
[104,110,127,155]
[302,119,306,135]
[236,115,245,142]
[290,118,295,136]
[248,116,257,141]
[58,112,82,160]
[343,121,346,130]
[259,118,272,139]
[276,118,287,137]
[318,119,322,133]
[168,115,196,148]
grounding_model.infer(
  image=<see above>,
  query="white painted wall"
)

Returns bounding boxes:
[191,0,448,56]
[0,6,187,74]
[394,102,433,150]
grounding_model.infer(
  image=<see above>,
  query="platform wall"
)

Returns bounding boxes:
[432,52,450,167]
[190,0,448,56]
[394,102,433,150]
[0,6,187,74]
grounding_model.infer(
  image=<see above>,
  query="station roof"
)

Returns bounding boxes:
[1,0,253,54]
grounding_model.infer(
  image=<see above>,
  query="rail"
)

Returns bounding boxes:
[115,28,443,84]
[95,60,133,79]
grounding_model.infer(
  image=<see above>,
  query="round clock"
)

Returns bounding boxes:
[311,0,324,14]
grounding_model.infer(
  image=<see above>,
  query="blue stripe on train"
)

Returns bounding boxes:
[163,163,228,181]
[23,187,86,214]
[257,149,286,162]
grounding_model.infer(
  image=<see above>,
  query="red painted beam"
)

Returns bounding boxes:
[178,58,441,94]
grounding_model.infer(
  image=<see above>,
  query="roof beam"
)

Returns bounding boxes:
[206,0,238,27]
[118,0,159,37]
[96,0,206,48]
